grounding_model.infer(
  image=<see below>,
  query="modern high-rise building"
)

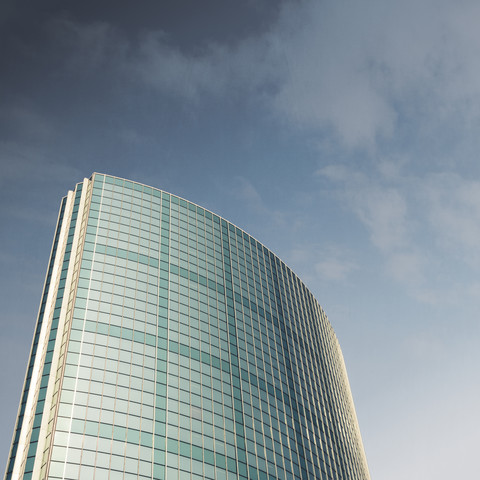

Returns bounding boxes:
[5,173,370,480]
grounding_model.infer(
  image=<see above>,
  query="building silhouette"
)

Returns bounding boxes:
[5,173,370,480]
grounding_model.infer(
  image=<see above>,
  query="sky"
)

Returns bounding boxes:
[1,0,479,478]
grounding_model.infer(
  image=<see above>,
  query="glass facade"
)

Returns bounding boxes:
[5,173,370,480]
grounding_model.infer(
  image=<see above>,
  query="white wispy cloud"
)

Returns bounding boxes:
[314,257,358,282]
[130,0,480,151]
[232,176,268,214]
[422,173,480,260]
[229,176,293,232]
[317,164,427,290]
[317,164,411,252]
[43,0,480,154]
[385,251,426,287]
[316,162,480,303]
[271,0,480,150]
[133,33,229,100]
[128,28,280,104]
[290,244,358,285]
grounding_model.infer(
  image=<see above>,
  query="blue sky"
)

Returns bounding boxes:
[1,0,480,478]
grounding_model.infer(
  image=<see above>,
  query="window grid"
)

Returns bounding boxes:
[9,174,369,480]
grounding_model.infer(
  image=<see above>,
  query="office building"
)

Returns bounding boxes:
[5,173,370,479]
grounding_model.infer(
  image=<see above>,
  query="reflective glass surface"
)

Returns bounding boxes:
[7,174,369,480]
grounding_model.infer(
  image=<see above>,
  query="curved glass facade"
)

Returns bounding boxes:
[5,173,370,480]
